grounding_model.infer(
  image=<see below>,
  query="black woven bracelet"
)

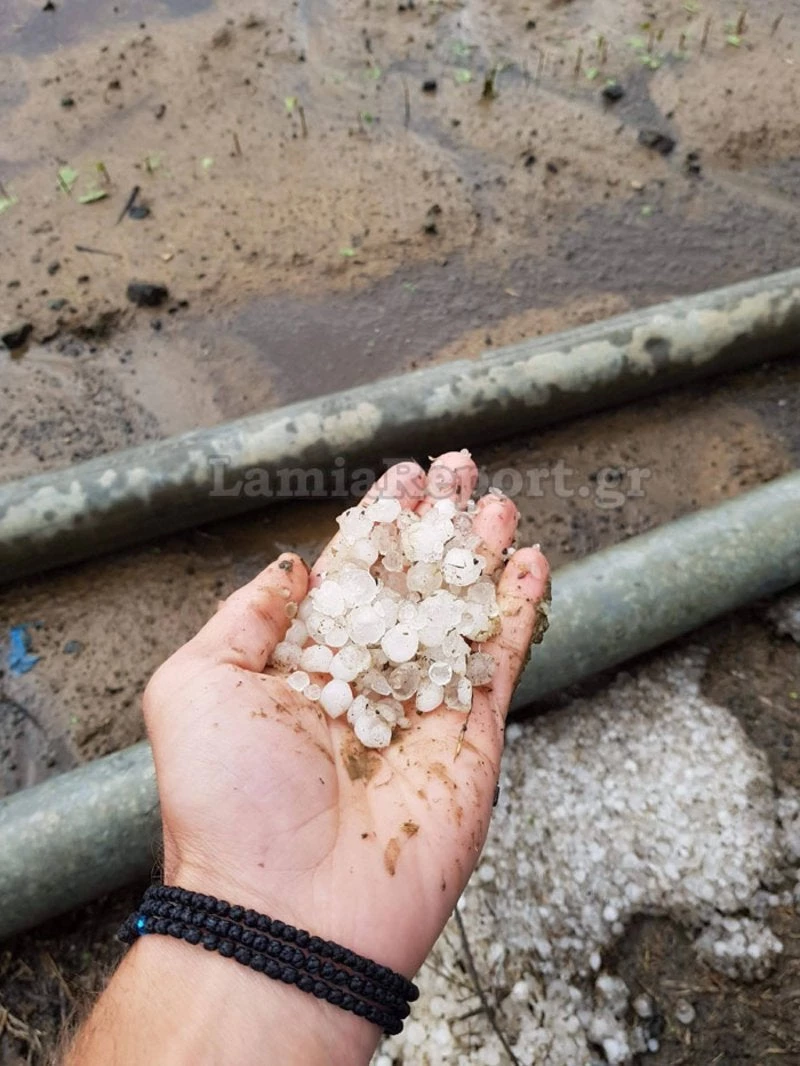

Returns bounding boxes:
[141,885,418,1001]
[119,885,418,1037]
[132,897,409,1015]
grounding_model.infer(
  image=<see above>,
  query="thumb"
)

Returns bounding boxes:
[184,552,309,672]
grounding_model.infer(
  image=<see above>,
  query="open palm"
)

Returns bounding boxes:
[143,453,549,990]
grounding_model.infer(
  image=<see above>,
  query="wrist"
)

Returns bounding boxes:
[68,923,380,1066]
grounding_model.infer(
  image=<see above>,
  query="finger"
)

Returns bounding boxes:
[186,552,309,671]
[471,492,519,575]
[311,460,426,583]
[480,547,550,716]
[416,450,478,516]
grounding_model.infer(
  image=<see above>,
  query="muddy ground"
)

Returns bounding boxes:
[1,0,799,1061]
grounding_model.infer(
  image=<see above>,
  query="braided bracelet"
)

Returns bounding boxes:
[119,886,418,1036]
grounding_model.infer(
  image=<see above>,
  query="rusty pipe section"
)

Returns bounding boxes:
[1,470,799,941]
[2,269,800,584]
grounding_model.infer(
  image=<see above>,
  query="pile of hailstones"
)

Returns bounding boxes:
[270,494,506,749]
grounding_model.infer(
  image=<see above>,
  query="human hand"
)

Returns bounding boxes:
[142,452,549,1057]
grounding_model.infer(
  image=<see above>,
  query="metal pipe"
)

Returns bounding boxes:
[2,269,800,585]
[1,471,798,941]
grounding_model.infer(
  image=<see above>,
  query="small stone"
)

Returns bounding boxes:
[60,95,75,108]
[1,323,33,351]
[602,82,625,103]
[128,203,151,220]
[47,260,60,275]
[638,128,676,155]
[422,78,438,93]
[126,281,169,307]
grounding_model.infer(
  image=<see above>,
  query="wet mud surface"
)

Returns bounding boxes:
[1,0,799,1061]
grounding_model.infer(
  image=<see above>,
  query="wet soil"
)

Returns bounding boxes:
[1,0,799,1061]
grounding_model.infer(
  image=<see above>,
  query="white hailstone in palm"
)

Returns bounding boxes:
[324,618,350,648]
[365,497,402,523]
[402,521,450,564]
[354,712,392,749]
[444,677,469,712]
[346,694,371,726]
[382,549,405,573]
[370,647,389,668]
[416,679,444,713]
[285,620,308,646]
[375,698,404,725]
[441,630,470,668]
[452,510,474,536]
[371,523,397,556]
[350,538,379,566]
[467,579,498,607]
[374,594,400,629]
[429,661,453,687]
[457,676,473,707]
[272,641,302,669]
[397,601,419,626]
[319,679,354,719]
[308,612,349,647]
[300,643,334,673]
[330,643,372,682]
[466,652,496,686]
[362,669,393,696]
[337,506,374,544]
[388,662,422,700]
[407,561,443,595]
[442,547,485,587]
[338,565,379,607]
[313,579,346,617]
[432,497,457,519]
[304,683,322,702]
[458,602,496,642]
[287,670,310,692]
[348,604,387,645]
[381,623,419,664]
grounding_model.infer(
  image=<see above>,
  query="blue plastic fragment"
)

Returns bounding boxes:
[8,625,41,676]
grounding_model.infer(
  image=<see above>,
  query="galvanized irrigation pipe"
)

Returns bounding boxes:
[0,471,798,940]
[2,269,800,585]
